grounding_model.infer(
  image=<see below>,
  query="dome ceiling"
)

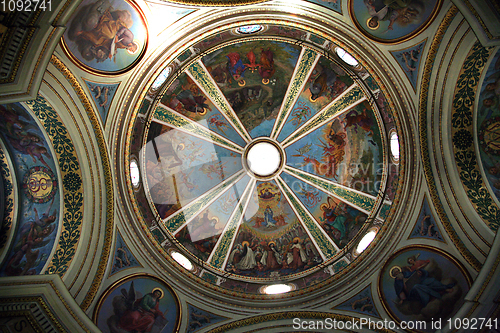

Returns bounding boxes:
[127,24,401,294]
[2,0,500,331]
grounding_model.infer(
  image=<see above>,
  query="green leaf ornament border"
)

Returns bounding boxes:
[25,95,84,275]
[450,43,500,232]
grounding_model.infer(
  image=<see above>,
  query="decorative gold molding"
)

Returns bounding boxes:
[418,5,482,271]
[49,55,114,311]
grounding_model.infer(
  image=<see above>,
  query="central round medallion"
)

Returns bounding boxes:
[244,139,284,178]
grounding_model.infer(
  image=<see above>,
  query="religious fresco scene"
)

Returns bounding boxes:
[350,0,441,42]
[175,175,250,261]
[285,100,384,196]
[63,0,147,73]
[476,49,500,200]
[144,122,242,220]
[95,275,180,333]
[379,247,470,331]
[202,40,302,137]
[159,72,246,147]
[281,173,368,249]
[276,55,356,141]
[0,103,60,276]
[224,181,323,277]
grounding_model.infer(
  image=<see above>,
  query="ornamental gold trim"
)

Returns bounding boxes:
[48,55,114,311]
[418,5,482,272]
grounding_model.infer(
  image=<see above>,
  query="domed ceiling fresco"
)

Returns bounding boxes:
[2,0,500,332]
[127,24,400,293]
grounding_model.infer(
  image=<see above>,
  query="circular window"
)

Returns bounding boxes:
[355,229,377,255]
[260,284,294,295]
[390,130,400,162]
[130,159,140,188]
[171,251,193,271]
[151,67,172,91]
[236,25,263,34]
[335,47,359,67]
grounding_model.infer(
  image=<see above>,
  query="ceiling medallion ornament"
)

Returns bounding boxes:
[160,0,269,6]
[126,23,402,297]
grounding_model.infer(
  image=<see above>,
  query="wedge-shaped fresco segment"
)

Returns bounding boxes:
[285,100,383,197]
[159,72,246,147]
[277,56,355,141]
[281,85,365,147]
[154,106,242,152]
[281,172,368,250]
[175,175,250,261]
[201,40,302,138]
[145,122,243,223]
[223,180,323,278]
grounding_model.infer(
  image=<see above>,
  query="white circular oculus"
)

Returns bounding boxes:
[356,230,377,254]
[246,142,281,176]
[262,284,293,295]
[171,251,193,271]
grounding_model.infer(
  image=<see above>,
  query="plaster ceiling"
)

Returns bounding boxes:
[0,0,500,332]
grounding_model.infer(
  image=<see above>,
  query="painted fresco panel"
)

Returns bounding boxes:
[0,103,60,276]
[335,285,381,317]
[84,80,119,123]
[95,275,180,333]
[379,247,470,331]
[202,40,301,137]
[225,181,323,278]
[186,304,227,333]
[160,73,246,147]
[175,175,250,261]
[285,101,383,196]
[277,56,355,141]
[390,41,426,90]
[281,173,368,249]
[409,197,443,241]
[477,50,500,201]
[308,0,342,14]
[145,122,242,219]
[110,232,140,275]
[350,0,440,43]
[63,0,147,73]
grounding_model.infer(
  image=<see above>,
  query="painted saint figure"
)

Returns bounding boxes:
[263,205,277,227]
[118,288,167,333]
[391,266,455,307]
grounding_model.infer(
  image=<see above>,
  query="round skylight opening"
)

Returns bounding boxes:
[336,47,359,67]
[390,130,400,161]
[130,159,140,187]
[151,67,171,90]
[355,230,377,255]
[246,142,281,176]
[171,251,193,271]
[236,25,263,34]
[261,284,293,295]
